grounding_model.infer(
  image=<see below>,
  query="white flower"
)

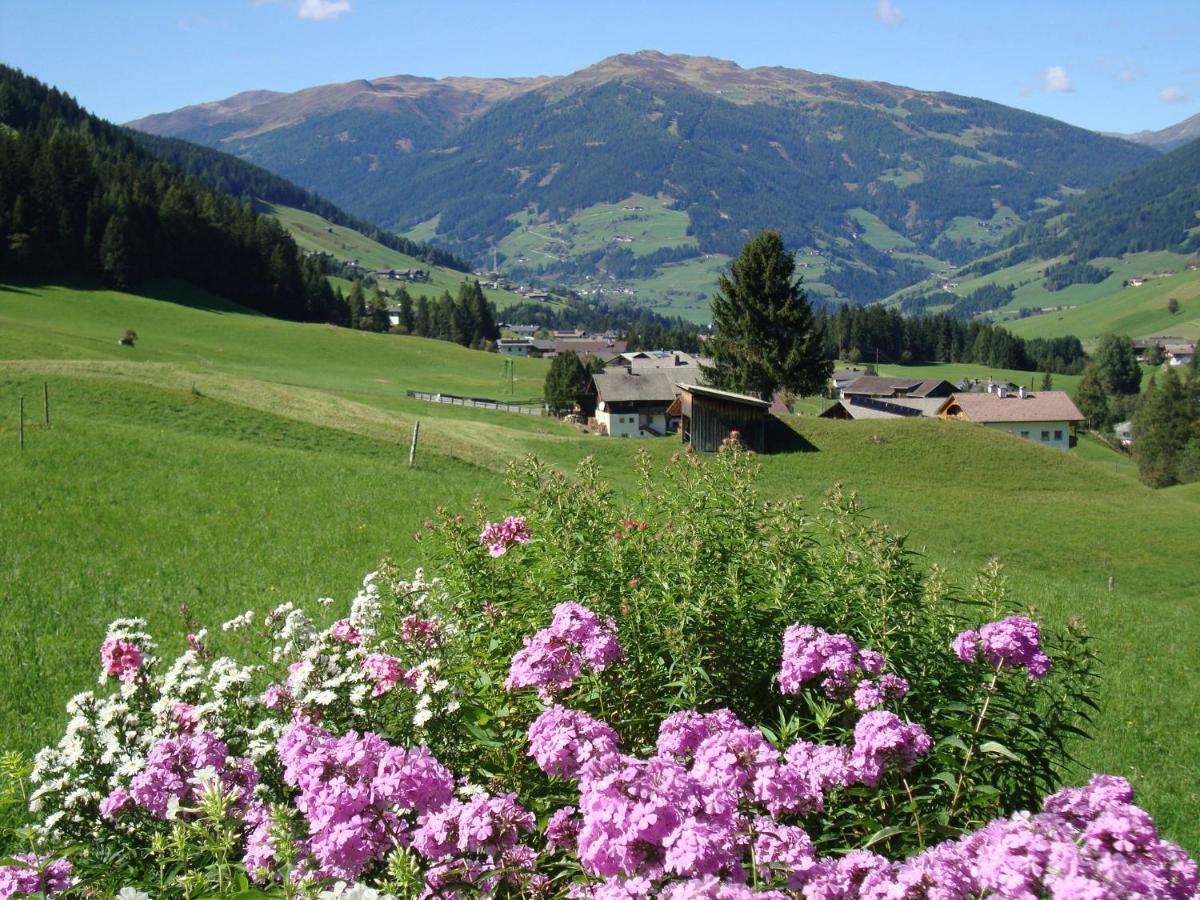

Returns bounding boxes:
[413,708,433,728]
[316,596,336,607]
[118,889,152,900]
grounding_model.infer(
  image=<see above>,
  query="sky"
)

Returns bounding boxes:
[1,0,1198,134]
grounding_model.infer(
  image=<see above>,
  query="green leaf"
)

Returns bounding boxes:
[863,825,908,848]
[979,740,1021,761]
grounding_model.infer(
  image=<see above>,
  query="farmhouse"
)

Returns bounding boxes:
[840,376,956,400]
[673,384,772,452]
[936,389,1084,451]
[830,368,864,393]
[589,370,680,437]
[497,338,534,357]
[1165,342,1196,367]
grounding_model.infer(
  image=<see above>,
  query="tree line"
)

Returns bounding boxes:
[815,303,1088,374]
[378,280,500,348]
[0,65,346,324]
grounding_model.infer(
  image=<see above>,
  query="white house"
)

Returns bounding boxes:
[589,370,680,437]
[936,389,1084,451]
[497,338,534,357]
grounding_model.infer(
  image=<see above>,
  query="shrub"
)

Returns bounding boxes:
[9,448,1193,898]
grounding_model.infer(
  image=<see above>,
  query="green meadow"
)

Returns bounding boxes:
[1,279,1198,850]
[259,202,543,310]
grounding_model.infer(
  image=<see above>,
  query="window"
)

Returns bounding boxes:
[1020,431,1029,438]
[1041,430,1050,441]
[1054,430,1063,441]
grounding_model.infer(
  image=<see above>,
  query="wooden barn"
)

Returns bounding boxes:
[672,383,772,452]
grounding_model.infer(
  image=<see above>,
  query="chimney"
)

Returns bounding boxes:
[997,385,1008,399]
[1018,385,1026,399]
[675,353,682,367]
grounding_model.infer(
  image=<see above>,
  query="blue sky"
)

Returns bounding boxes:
[2,0,1197,133]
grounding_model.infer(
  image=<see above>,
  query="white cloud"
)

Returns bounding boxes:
[1042,65,1074,94]
[1118,67,1140,83]
[297,0,351,21]
[874,0,905,27]
[1159,85,1189,103]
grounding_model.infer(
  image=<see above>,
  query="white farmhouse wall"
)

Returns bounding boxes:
[597,408,646,438]
[984,420,1073,451]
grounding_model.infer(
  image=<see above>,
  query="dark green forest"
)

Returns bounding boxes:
[817,303,1087,374]
[0,65,348,323]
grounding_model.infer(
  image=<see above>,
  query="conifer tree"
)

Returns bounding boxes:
[1075,365,1111,431]
[414,295,432,337]
[347,280,367,329]
[394,287,414,333]
[702,230,831,399]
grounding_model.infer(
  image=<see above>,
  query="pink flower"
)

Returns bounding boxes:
[481,515,532,557]
[330,619,361,645]
[173,703,200,733]
[99,638,143,682]
[363,653,414,696]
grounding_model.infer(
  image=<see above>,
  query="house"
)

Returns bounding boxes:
[840,376,956,400]
[1114,421,1133,447]
[830,368,864,394]
[497,338,534,357]
[936,389,1084,451]
[505,324,539,337]
[1131,336,1188,360]
[1165,342,1196,367]
[589,370,681,437]
[608,350,709,371]
[539,338,628,361]
[674,384,772,452]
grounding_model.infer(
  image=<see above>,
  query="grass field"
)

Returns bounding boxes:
[2,279,1198,850]
[260,202,542,310]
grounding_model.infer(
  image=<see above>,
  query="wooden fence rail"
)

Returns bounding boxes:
[406,390,545,416]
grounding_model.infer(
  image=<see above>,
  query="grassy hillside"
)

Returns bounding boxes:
[2,279,1198,850]
[889,250,1200,342]
[260,202,546,311]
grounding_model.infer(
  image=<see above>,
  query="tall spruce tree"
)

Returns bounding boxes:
[1092,333,1142,396]
[544,351,589,414]
[702,230,831,399]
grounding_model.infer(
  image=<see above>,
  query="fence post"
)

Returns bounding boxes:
[408,421,420,466]
[18,397,24,449]
[43,382,50,426]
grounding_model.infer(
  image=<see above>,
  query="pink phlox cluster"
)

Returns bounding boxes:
[277,721,455,881]
[261,683,291,711]
[98,786,132,818]
[242,802,286,883]
[656,710,744,762]
[546,806,583,854]
[779,625,908,709]
[0,854,73,899]
[754,740,853,818]
[362,653,416,697]
[751,817,817,889]
[848,711,932,788]
[329,619,361,645]
[411,792,537,896]
[401,613,441,648]
[99,637,143,682]
[172,702,201,733]
[480,515,533,557]
[528,706,620,778]
[953,615,1053,681]
[505,603,623,699]
[122,732,257,819]
[576,753,710,880]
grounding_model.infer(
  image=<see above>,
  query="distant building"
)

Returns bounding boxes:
[497,338,534,357]
[936,389,1084,451]
[840,376,956,400]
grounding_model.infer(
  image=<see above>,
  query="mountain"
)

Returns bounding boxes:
[883,137,1200,341]
[129,51,1157,310]
[1109,113,1200,153]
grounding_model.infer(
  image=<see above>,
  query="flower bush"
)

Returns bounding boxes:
[3,447,1195,897]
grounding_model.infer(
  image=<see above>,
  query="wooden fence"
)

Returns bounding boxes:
[406,390,544,416]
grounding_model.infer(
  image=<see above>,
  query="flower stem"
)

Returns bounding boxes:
[949,665,1001,819]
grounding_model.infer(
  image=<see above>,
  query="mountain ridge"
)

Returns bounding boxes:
[127,51,1158,309]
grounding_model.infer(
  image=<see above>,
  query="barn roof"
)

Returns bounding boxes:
[675,383,772,408]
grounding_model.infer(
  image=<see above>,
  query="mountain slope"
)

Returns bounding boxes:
[1111,112,1200,153]
[884,138,1200,339]
[128,51,1156,308]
